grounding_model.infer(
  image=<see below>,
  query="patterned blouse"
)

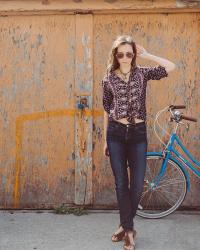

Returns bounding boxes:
[102,65,168,124]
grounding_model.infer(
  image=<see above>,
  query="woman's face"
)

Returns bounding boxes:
[116,43,134,67]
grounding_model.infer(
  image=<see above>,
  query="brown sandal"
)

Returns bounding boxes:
[111,224,125,242]
[123,229,137,250]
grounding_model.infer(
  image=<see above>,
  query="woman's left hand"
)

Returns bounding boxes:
[136,44,148,58]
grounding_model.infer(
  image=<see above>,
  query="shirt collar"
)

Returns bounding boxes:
[109,65,138,81]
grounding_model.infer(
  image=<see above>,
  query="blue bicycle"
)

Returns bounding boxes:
[136,105,198,218]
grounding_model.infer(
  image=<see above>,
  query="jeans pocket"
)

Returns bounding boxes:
[133,125,147,142]
[135,124,146,134]
[107,125,117,134]
[107,123,123,140]
[107,122,119,131]
[139,128,147,136]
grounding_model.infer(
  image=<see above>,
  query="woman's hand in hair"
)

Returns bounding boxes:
[136,44,148,58]
[136,44,176,72]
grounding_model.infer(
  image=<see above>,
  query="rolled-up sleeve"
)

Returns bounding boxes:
[140,65,168,81]
[102,79,113,114]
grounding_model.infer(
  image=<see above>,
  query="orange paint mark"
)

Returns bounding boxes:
[13,108,103,208]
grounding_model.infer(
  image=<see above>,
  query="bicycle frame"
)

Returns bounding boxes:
[148,126,200,192]
[168,134,200,176]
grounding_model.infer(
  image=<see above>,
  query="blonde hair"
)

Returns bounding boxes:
[106,35,137,75]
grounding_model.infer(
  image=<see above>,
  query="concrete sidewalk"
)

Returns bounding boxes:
[0,210,199,250]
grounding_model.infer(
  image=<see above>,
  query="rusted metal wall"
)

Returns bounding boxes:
[0,1,199,209]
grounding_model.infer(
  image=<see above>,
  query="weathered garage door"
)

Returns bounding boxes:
[0,14,95,209]
[0,15,77,208]
[0,11,199,209]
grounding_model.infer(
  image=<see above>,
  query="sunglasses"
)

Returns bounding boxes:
[116,52,134,59]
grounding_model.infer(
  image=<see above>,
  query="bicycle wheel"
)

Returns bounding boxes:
[136,155,187,218]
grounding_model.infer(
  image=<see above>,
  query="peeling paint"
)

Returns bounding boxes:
[176,0,200,8]
[13,108,102,207]
[0,10,199,209]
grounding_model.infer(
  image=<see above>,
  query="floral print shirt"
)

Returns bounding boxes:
[102,65,168,124]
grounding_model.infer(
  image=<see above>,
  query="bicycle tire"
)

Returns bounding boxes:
[136,155,187,219]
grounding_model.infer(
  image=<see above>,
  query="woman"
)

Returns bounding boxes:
[102,35,176,250]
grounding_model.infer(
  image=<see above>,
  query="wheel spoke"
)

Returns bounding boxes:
[155,180,185,189]
[155,189,174,207]
[137,156,187,219]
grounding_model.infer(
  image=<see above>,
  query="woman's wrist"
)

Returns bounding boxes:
[139,52,176,72]
[138,52,153,60]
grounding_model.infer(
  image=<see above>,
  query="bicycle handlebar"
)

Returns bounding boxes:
[154,105,197,147]
[168,105,197,123]
[180,115,197,122]
[169,105,186,110]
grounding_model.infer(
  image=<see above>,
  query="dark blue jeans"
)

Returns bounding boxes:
[106,120,147,232]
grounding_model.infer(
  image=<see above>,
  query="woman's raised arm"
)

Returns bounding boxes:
[136,44,176,73]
